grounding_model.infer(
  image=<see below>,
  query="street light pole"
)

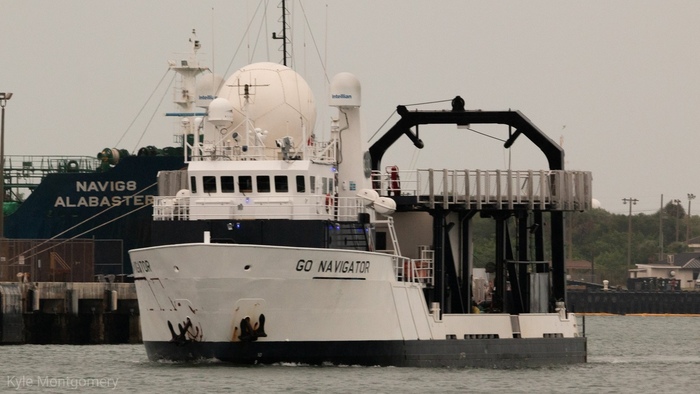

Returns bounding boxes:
[0,92,13,240]
[687,193,696,243]
[623,197,638,272]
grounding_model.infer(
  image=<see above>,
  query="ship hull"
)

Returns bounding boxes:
[144,338,586,367]
[131,243,586,367]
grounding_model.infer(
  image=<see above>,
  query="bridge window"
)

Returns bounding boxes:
[257,175,271,193]
[296,175,306,193]
[310,176,316,194]
[239,176,253,193]
[275,176,288,192]
[190,176,197,193]
[221,176,235,193]
[203,176,217,193]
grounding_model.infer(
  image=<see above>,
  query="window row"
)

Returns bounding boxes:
[190,174,335,195]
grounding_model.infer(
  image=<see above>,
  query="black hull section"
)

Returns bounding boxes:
[145,338,587,367]
[568,290,700,314]
[151,219,370,251]
[5,155,185,275]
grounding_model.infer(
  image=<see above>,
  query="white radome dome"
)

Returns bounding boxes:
[196,73,224,108]
[592,198,601,209]
[216,62,316,148]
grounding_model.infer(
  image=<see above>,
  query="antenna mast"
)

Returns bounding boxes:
[271,0,290,66]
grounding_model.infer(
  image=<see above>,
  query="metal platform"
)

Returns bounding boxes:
[373,168,592,211]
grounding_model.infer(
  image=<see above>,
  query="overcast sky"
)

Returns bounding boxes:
[2,0,699,215]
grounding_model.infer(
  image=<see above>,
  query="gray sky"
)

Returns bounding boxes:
[2,0,699,215]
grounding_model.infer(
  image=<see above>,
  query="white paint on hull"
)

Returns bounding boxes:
[130,243,581,345]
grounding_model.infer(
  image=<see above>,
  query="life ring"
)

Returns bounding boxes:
[386,165,400,196]
[66,160,80,172]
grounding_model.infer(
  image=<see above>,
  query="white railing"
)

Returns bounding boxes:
[185,140,337,163]
[394,253,434,287]
[152,194,366,221]
[371,169,593,211]
[306,140,337,163]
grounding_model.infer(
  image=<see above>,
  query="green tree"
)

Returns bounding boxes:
[466,202,700,288]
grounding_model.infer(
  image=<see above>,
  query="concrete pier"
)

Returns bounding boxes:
[0,282,140,344]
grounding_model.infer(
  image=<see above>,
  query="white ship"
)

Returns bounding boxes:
[130,28,591,368]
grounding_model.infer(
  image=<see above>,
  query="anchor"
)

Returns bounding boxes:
[167,317,201,345]
[238,314,267,342]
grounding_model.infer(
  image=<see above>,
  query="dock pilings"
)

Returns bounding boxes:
[0,282,140,344]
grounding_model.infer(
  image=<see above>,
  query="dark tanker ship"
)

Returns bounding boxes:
[0,34,209,282]
[2,151,185,281]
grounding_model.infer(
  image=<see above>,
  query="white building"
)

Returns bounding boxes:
[630,253,700,290]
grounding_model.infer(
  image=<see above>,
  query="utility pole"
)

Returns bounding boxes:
[687,193,695,243]
[659,194,664,261]
[673,199,682,243]
[0,92,11,282]
[623,197,638,272]
[0,92,13,239]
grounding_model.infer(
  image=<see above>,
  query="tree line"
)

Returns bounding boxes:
[470,201,697,286]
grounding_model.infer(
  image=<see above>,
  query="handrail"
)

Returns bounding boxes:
[371,168,592,211]
[152,194,367,221]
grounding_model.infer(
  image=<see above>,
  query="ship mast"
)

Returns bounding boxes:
[167,30,210,161]
[168,30,208,115]
[271,0,290,66]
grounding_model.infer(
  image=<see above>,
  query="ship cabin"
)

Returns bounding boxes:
[183,160,339,221]
[150,149,378,255]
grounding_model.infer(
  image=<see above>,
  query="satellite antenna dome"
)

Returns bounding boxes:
[196,73,224,108]
[208,97,234,128]
[330,72,361,107]
[216,62,316,148]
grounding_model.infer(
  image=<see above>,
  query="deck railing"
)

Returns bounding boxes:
[393,248,434,287]
[153,194,366,221]
[185,140,337,163]
[372,169,592,211]
[155,167,593,221]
